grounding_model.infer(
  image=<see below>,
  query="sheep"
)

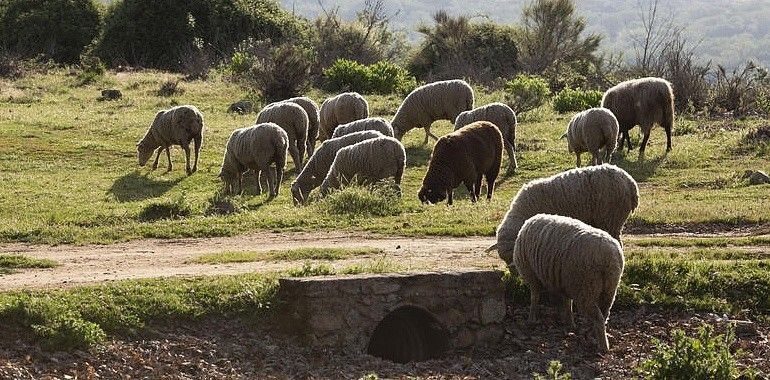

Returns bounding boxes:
[331,117,394,139]
[218,123,288,197]
[284,96,320,158]
[454,102,518,172]
[318,92,369,142]
[489,164,639,265]
[564,107,619,167]
[418,121,503,205]
[319,136,406,195]
[512,213,624,353]
[392,79,474,144]
[601,77,674,156]
[256,101,308,170]
[291,130,384,205]
[137,105,204,175]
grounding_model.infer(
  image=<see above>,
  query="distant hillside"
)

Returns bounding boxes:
[280,0,770,69]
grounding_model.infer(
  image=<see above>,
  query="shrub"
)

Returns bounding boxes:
[639,324,742,380]
[505,74,551,113]
[94,0,305,70]
[244,40,313,102]
[318,181,402,217]
[408,11,520,84]
[0,0,102,63]
[552,88,603,113]
[323,59,416,95]
[286,263,335,277]
[156,80,184,97]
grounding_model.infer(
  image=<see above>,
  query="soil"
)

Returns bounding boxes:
[0,309,767,379]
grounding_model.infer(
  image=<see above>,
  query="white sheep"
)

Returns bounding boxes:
[319,136,406,195]
[284,96,320,158]
[318,92,369,141]
[454,102,518,172]
[331,117,394,139]
[256,102,308,170]
[392,79,474,144]
[513,213,624,353]
[564,107,619,167]
[489,164,639,265]
[291,130,384,205]
[218,123,288,197]
[137,105,204,175]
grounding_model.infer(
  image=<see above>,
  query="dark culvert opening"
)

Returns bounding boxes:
[366,305,450,363]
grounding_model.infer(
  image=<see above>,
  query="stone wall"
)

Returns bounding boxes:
[278,270,506,355]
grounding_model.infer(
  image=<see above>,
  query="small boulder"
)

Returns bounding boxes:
[748,170,770,185]
[228,100,253,115]
[100,89,122,100]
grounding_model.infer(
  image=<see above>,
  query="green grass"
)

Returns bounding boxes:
[0,254,57,274]
[628,235,770,248]
[193,247,383,264]
[0,70,769,244]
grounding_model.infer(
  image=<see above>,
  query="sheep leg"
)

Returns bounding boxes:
[474,175,483,201]
[274,165,283,197]
[638,128,651,158]
[255,170,263,195]
[182,144,192,175]
[192,135,201,173]
[485,174,495,201]
[527,287,542,324]
[559,297,575,331]
[151,147,163,170]
[288,143,302,171]
[575,153,582,167]
[265,167,276,198]
[235,172,243,195]
[164,147,172,172]
[592,151,602,166]
[447,189,453,205]
[464,181,477,203]
[504,139,517,173]
[426,127,439,142]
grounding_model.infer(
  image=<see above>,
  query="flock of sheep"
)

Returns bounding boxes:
[135,76,676,353]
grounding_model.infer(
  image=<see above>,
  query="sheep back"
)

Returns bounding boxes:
[601,77,673,132]
[418,121,503,204]
[320,136,406,194]
[331,117,394,139]
[318,92,369,141]
[454,102,517,142]
[495,164,639,264]
[291,130,384,204]
[566,107,619,163]
[513,213,624,352]
[256,102,309,145]
[392,79,474,140]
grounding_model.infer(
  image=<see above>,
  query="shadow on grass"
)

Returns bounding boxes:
[406,145,432,168]
[612,151,666,182]
[108,171,183,202]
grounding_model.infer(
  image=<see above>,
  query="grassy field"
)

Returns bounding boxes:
[0,70,769,245]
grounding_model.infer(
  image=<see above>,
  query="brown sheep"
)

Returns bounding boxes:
[601,77,674,156]
[418,121,503,205]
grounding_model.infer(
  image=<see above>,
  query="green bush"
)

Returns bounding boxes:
[94,0,305,69]
[552,88,603,113]
[533,360,572,380]
[0,0,102,63]
[639,325,742,380]
[323,59,415,95]
[318,181,403,217]
[505,74,551,113]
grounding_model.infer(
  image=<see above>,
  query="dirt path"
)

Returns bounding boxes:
[0,232,503,290]
[2,229,768,291]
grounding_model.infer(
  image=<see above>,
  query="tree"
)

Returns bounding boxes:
[518,0,601,75]
[631,0,679,75]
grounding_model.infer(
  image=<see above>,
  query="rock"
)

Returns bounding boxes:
[100,89,122,100]
[748,170,770,185]
[228,100,253,114]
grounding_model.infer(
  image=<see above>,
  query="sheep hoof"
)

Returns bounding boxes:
[151,164,158,170]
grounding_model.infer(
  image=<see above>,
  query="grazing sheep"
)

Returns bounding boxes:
[392,79,474,144]
[256,102,309,170]
[137,105,204,175]
[489,164,639,265]
[331,117,394,139]
[564,107,619,167]
[285,96,320,158]
[318,92,369,141]
[513,213,624,353]
[454,102,518,172]
[218,123,288,197]
[291,130,384,205]
[418,121,503,205]
[601,77,674,155]
[319,136,406,195]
